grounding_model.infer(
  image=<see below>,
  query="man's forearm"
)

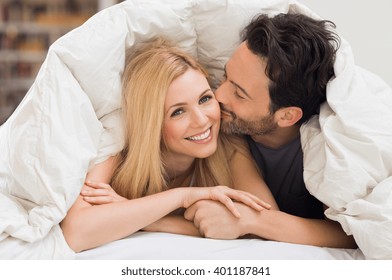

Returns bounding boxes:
[245,208,357,249]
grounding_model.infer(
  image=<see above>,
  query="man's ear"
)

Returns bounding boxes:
[275,107,303,127]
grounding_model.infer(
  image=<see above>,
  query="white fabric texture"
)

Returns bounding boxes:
[76,232,364,260]
[301,44,392,259]
[0,0,390,259]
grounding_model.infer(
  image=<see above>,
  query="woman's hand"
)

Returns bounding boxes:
[81,181,128,204]
[182,186,271,218]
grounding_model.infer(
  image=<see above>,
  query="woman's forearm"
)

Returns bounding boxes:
[61,175,266,253]
[61,188,185,253]
[143,215,201,237]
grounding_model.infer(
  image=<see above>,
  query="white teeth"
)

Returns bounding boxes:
[186,128,211,141]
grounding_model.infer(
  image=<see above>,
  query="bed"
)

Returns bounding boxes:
[1,0,391,260]
[76,232,364,260]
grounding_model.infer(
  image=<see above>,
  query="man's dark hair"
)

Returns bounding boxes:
[242,13,340,124]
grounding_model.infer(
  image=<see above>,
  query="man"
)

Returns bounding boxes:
[185,13,357,248]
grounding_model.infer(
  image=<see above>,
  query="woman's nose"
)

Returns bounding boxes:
[191,108,209,127]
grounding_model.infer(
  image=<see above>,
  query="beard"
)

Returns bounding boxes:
[220,106,278,136]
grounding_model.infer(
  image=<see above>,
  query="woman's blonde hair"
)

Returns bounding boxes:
[111,38,235,199]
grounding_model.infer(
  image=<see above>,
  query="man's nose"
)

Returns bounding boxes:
[215,81,229,104]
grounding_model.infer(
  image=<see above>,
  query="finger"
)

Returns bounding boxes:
[215,194,241,218]
[81,188,109,197]
[198,226,205,237]
[85,181,111,190]
[216,186,271,210]
[81,185,94,192]
[242,192,272,209]
[83,196,112,205]
[184,205,197,221]
[229,190,270,211]
[193,216,201,229]
[191,211,202,229]
[232,192,264,211]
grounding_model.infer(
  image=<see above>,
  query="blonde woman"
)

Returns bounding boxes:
[60,39,278,253]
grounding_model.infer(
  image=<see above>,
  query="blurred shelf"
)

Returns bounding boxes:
[0,0,101,124]
[0,78,35,91]
[0,50,46,62]
[0,21,82,33]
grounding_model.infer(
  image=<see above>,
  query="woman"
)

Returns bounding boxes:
[60,38,278,253]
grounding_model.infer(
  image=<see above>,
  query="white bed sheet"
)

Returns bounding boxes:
[76,232,365,260]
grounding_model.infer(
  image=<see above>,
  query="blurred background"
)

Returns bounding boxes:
[0,0,122,124]
[1,0,391,125]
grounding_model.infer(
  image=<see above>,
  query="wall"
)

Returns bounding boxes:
[299,0,392,86]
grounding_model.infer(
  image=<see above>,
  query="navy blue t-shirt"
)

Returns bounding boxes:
[246,135,324,219]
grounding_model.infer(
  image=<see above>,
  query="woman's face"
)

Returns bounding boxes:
[163,68,221,162]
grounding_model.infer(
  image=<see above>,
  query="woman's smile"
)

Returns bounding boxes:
[185,127,212,142]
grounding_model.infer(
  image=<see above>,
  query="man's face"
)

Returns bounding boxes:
[215,42,278,136]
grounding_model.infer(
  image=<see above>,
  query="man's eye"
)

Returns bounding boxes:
[199,95,212,104]
[171,109,184,117]
[234,91,245,100]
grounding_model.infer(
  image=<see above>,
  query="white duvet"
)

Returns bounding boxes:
[0,0,391,259]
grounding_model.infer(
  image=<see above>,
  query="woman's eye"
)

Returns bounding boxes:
[170,109,184,117]
[199,95,212,104]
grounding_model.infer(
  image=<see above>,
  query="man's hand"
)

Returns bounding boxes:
[184,200,256,239]
[181,185,270,218]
